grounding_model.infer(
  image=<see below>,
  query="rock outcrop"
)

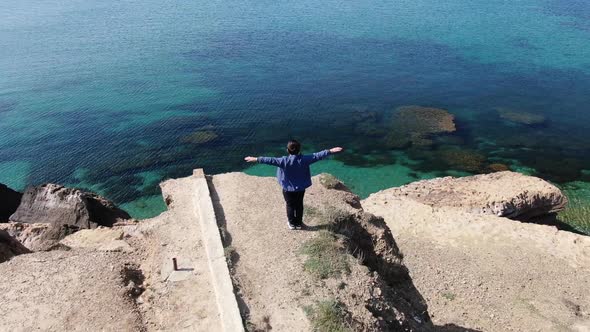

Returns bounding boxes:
[368,171,567,221]
[60,228,134,253]
[10,184,130,229]
[0,183,22,222]
[363,183,590,331]
[0,229,31,263]
[0,222,78,251]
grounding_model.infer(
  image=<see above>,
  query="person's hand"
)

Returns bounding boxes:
[329,147,343,154]
[244,156,258,163]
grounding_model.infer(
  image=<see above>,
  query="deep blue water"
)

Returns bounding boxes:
[1,0,590,221]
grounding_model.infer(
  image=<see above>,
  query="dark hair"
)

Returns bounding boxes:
[287,140,301,155]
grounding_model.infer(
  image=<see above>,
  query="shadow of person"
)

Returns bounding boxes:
[436,323,483,332]
[298,223,331,231]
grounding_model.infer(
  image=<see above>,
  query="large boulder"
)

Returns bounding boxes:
[367,171,567,221]
[10,184,130,229]
[0,229,31,263]
[0,183,22,222]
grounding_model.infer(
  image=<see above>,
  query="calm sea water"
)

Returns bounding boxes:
[1,0,589,227]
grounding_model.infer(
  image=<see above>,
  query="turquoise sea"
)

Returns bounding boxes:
[1,0,589,231]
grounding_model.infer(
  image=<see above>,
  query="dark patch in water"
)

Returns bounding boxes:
[0,100,17,114]
[509,37,540,51]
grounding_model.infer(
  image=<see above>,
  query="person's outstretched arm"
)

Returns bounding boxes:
[308,147,344,164]
[244,155,284,166]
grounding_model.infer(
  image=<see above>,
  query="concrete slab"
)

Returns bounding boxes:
[193,169,245,332]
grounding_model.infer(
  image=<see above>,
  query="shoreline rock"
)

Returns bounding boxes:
[367,171,567,221]
[10,183,131,229]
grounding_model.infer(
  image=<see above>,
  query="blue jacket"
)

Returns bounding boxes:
[258,150,331,192]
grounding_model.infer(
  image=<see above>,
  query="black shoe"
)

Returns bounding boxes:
[288,223,296,230]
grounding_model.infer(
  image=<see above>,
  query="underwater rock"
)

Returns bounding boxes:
[0,183,22,222]
[486,163,511,173]
[180,129,218,145]
[351,109,388,137]
[497,108,546,125]
[368,171,567,221]
[385,106,456,148]
[10,184,130,229]
[438,149,486,172]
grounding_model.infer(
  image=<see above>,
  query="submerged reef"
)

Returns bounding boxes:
[486,163,511,173]
[496,107,546,126]
[437,148,487,173]
[180,130,219,145]
[384,106,456,149]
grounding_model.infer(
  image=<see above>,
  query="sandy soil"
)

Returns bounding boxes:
[364,194,590,332]
[0,250,143,332]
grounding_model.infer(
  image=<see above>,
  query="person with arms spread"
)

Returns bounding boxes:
[244,140,343,230]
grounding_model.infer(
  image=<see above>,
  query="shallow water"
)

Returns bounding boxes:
[1,0,590,224]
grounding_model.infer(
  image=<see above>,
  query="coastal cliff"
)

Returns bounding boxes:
[364,172,589,331]
[0,171,588,331]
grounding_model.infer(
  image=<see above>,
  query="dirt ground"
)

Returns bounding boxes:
[0,249,143,332]
[209,172,435,331]
[363,194,590,332]
[209,173,320,331]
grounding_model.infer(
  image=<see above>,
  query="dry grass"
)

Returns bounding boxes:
[303,204,320,219]
[300,230,350,279]
[319,174,341,190]
[441,292,456,301]
[304,300,351,332]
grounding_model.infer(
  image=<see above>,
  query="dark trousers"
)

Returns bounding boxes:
[282,190,305,226]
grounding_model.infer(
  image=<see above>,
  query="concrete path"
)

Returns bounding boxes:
[137,170,243,331]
